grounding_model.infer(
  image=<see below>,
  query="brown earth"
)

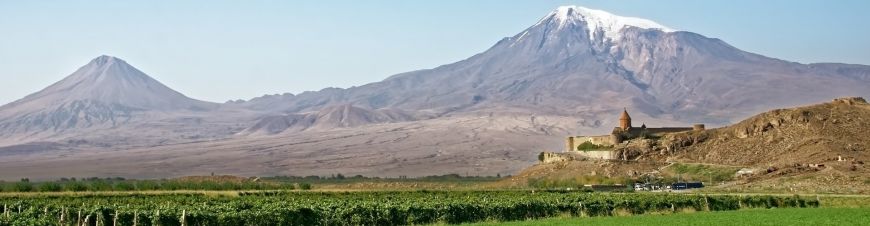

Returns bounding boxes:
[657,97,869,168]
[513,97,870,193]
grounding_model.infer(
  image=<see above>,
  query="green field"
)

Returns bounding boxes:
[0,191,819,226]
[466,207,870,226]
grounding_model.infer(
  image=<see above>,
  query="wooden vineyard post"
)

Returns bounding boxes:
[133,211,138,226]
[113,209,118,226]
[181,209,186,226]
[704,195,711,211]
[77,210,82,226]
[83,215,91,226]
[59,207,66,225]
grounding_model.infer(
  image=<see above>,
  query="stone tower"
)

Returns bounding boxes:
[619,108,632,130]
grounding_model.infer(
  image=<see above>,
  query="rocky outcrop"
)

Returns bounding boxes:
[660,131,710,153]
[833,97,868,105]
[643,97,870,168]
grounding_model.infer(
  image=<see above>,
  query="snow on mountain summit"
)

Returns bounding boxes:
[537,5,675,41]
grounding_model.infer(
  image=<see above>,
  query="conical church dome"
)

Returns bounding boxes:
[619,108,632,130]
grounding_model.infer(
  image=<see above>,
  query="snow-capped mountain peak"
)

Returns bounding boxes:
[538,5,675,41]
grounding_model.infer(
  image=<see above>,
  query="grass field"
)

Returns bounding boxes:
[465,208,870,226]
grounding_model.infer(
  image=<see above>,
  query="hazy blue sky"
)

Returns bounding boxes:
[1,0,868,104]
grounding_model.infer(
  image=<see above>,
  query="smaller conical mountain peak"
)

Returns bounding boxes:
[62,55,153,86]
[86,55,127,67]
[536,5,675,41]
[0,55,217,115]
[90,55,123,65]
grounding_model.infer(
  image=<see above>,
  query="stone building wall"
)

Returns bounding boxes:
[565,135,615,152]
[540,152,579,163]
[581,135,615,146]
[540,151,615,163]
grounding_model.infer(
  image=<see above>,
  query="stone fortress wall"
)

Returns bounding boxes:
[552,109,705,162]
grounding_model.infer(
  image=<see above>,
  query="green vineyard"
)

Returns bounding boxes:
[0,191,819,226]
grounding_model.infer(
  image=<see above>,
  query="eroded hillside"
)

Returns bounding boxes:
[517,97,869,193]
[661,97,869,167]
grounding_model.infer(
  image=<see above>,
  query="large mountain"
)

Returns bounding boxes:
[0,55,221,145]
[2,6,870,179]
[237,6,870,129]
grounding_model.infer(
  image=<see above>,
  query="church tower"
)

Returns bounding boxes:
[619,108,632,130]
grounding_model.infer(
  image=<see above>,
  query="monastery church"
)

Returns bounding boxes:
[566,109,705,152]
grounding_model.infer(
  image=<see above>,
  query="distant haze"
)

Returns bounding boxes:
[1,1,869,105]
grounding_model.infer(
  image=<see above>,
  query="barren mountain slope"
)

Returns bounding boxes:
[506,98,869,193]
[236,6,870,128]
[0,114,581,180]
[238,104,427,135]
[658,97,870,193]
[659,97,869,166]
[0,56,247,147]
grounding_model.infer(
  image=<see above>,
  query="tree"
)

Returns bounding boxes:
[577,141,604,151]
[114,182,136,191]
[38,182,62,192]
[64,181,88,192]
[89,180,112,191]
[13,181,33,192]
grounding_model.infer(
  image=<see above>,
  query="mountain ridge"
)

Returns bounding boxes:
[1,5,869,179]
[235,5,870,133]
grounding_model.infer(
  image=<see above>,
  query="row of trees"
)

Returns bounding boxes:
[0,179,310,192]
[266,173,505,184]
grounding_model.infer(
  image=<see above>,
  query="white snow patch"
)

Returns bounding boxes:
[536,5,676,41]
[511,30,530,47]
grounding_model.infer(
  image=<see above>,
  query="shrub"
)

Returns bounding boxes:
[135,180,161,190]
[89,180,112,191]
[114,182,136,191]
[577,141,605,151]
[13,182,33,192]
[64,181,89,192]
[38,182,63,192]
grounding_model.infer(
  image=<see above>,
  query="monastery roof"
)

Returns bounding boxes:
[619,108,631,120]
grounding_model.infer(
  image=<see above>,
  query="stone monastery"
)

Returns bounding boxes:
[565,109,705,152]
